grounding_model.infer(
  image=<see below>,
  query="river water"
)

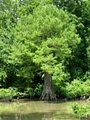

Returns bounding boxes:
[0,100,84,120]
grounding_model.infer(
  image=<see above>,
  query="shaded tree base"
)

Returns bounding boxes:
[41,72,57,101]
[41,87,57,101]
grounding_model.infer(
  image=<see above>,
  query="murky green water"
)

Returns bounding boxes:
[0,100,85,120]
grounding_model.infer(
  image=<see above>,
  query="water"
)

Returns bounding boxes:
[0,100,84,120]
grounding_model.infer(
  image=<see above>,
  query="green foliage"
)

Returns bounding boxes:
[72,102,90,119]
[24,87,34,97]
[0,0,18,87]
[54,82,66,98]
[9,3,80,76]
[33,83,43,97]
[0,0,90,99]
[0,68,7,81]
[24,84,43,98]
[54,0,90,79]
[17,0,53,15]
[0,87,19,97]
[33,5,80,73]
[82,80,90,97]
[66,79,90,99]
[52,63,69,98]
[66,80,83,99]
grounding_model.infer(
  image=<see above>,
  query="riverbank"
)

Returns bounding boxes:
[0,100,88,120]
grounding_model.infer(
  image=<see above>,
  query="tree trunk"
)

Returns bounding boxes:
[41,72,57,101]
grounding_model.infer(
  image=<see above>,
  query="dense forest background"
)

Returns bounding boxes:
[0,0,90,100]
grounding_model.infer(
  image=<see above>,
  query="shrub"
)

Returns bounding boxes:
[54,82,66,98]
[0,87,20,97]
[24,84,43,98]
[24,87,34,97]
[72,102,90,119]
[33,83,43,97]
[66,79,90,99]
[66,79,83,99]
[83,80,90,98]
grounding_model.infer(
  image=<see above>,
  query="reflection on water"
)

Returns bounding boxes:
[0,100,84,120]
[0,113,78,120]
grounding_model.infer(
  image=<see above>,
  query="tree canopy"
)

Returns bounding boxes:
[0,0,90,100]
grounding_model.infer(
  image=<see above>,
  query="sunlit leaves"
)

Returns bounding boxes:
[9,3,80,78]
[0,68,7,81]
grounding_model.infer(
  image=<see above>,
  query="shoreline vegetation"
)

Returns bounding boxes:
[0,0,90,101]
[0,0,90,119]
[72,102,90,120]
[0,78,90,102]
[0,87,90,120]
[0,96,90,102]
[0,99,90,120]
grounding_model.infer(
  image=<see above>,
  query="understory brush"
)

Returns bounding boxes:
[0,87,19,98]
[72,102,90,120]
[66,79,90,99]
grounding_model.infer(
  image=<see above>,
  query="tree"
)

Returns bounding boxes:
[0,0,25,87]
[8,3,80,100]
[54,0,90,79]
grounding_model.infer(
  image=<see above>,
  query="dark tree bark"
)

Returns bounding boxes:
[41,72,57,101]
